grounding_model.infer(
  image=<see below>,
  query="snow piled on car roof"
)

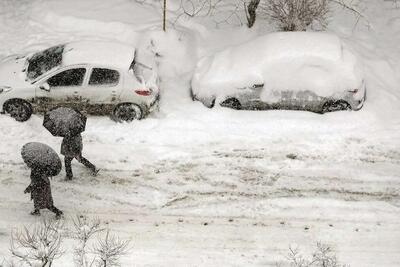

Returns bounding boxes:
[191,32,364,99]
[62,41,135,70]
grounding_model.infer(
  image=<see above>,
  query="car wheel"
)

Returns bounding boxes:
[220,98,242,110]
[321,100,351,113]
[4,99,33,122]
[113,103,143,122]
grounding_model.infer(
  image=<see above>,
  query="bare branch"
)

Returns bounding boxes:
[92,230,131,267]
[277,242,348,267]
[329,0,371,29]
[9,218,64,267]
[260,0,329,31]
[72,215,104,267]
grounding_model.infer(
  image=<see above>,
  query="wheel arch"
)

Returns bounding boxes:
[220,97,242,110]
[321,99,351,114]
[3,98,33,112]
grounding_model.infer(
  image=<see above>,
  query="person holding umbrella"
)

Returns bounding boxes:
[61,132,97,180]
[21,142,63,218]
[43,107,98,180]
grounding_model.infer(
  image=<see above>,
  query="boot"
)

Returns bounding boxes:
[50,206,63,219]
[30,209,40,216]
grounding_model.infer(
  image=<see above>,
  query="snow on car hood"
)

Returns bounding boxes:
[0,55,32,89]
[191,32,364,99]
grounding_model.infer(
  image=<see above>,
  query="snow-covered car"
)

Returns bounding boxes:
[0,41,159,122]
[191,32,366,113]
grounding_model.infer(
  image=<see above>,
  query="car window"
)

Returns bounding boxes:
[89,68,120,86]
[27,45,64,80]
[129,51,153,84]
[47,68,86,87]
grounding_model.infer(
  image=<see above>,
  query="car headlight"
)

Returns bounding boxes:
[0,86,12,93]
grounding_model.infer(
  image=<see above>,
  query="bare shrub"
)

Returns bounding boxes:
[135,0,247,28]
[72,215,103,267]
[71,215,130,267]
[2,216,130,266]
[9,218,64,267]
[277,242,348,267]
[92,230,130,267]
[175,0,246,27]
[330,0,371,29]
[260,0,329,31]
[311,242,347,267]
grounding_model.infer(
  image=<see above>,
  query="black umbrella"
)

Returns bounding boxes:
[21,142,62,176]
[43,107,87,137]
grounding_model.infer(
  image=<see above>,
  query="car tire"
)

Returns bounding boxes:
[113,103,143,122]
[321,100,351,113]
[220,98,242,110]
[4,99,33,122]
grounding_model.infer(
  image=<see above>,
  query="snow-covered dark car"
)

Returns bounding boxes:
[191,32,366,113]
[0,41,159,122]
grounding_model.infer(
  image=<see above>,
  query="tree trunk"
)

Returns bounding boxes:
[163,0,167,31]
[246,0,260,28]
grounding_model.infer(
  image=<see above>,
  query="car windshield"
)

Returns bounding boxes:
[27,45,64,81]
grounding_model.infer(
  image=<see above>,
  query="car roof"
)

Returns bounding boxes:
[62,41,135,70]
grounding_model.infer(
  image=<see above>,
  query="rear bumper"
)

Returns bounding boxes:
[149,93,160,110]
[346,87,366,111]
[141,93,160,117]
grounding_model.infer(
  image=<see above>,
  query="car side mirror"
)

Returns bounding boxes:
[39,82,50,92]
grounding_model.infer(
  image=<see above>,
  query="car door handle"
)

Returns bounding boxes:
[111,91,117,101]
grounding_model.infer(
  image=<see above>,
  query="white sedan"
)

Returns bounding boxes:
[191,32,366,113]
[0,41,159,122]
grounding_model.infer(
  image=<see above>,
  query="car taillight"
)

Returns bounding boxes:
[135,89,152,96]
[348,89,359,94]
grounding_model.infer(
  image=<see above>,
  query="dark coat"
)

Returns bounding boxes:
[61,134,83,157]
[25,168,54,210]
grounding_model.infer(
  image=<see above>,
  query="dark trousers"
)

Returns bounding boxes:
[65,154,96,179]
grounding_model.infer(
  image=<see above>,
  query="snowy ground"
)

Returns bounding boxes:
[0,0,400,266]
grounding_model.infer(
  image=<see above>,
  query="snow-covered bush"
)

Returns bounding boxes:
[276,242,348,267]
[71,215,130,267]
[260,0,329,31]
[72,215,103,267]
[8,218,64,267]
[1,216,130,266]
[92,230,130,267]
